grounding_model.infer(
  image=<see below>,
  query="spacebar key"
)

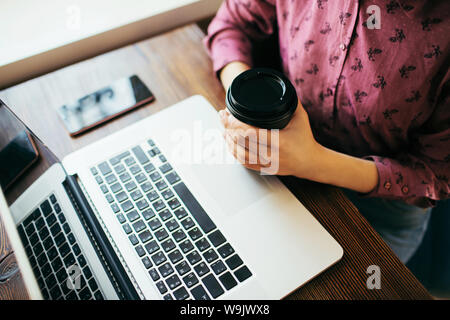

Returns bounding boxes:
[173,182,216,234]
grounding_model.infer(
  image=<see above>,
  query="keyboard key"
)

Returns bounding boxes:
[132,220,146,233]
[219,272,238,290]
[79,287,92,300]
[163,294,173,300]
[186,251,202,266]
[58,213,66,224]
[195,238,210,252]
[159,154,167,163]
[94,291,104,300]
[126,210,140,222]
[115,191,128,203]
[161,239,176,252]
[173,286,189,300]
[203,249,218,263]
[148,218,162,231]
[132,146,150,165]
[208,230,226,247]
[62,223,71,234]
[158,209,172,221]
[150,147,160,156]
[138,230,153,243]
[129,234,139,246]
[161,189,174,200]
[88,278,99,292]
[111,203,120,213]
[181,217,195,230]
[83,266,93,279]
[151,251,167,266]
[95,176,103,184]
[165,219,179,232]
[54,203,62,214]
[105,194,114,203]
[194,262,209,277]
[234,266,252,282]
[158,263,174,278]
[225,254,243,270]
[143,163,155,173]
[78,255,87,268]
[147,191,159,202]
[159,163,172,174]
[191,285,210,300]
[49,284,63,300]
[152,200,166,212]
[156,281,168,294]
[188,227,202,241]
[141,181,153,193]
[135,245,146,257]
[147,139,155,147]
[168,249,183,264]
[150,171,161,182]
[183,272,199,288]
[154,228,169,241]
[116,214,126,224]
[165,171,181,185]
[168,198,181,210]
[135,173,147,184]
[136,199,149,210]
[124,157,136,167]
[142,209,155,221]
[120,200,134,212]
[155,180,168,191]
[35,217,45,230]
[40,200,52,216]
[98,162,112,176]
[73,244,81,256]
[52,257,63,273]
[166,274,182,290]
[142,256,153,269]
[100,185,108,194]
[125,181,137,192]
[211,260,227,275]
[145,240,159,254]
[202,274,224,298]
[54,233,65,247]
[149,268,160,281]
[123,224,132,234]
[110,183,123,193]
[173,182,216,234]
[47,247,58,261]
[173,229,186,242]
[119,172,131,183]
[179,239,194,254]
[130,190,143,201]
[174,207,188,220]
[105,174,117,185]
[33,242,44,256]
[50,194,57,204]
[25,223,36,237]
[175,261,191,276]
[63,253,76,267]
[113,164,126,174]
[218,243,234,259]
[91,167,98,175]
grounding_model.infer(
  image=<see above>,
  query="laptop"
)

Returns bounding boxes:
[0,95,343,300]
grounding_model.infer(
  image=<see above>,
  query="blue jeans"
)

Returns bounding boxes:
[343,189,431,264]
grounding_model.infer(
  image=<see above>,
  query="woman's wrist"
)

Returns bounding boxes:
[220,61,251,90]
[298,142,379,194]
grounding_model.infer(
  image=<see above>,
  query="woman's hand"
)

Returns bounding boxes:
[219,100,379,193]
[219,101,323,178]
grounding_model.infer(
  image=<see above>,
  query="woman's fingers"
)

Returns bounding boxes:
[225,133,271,168]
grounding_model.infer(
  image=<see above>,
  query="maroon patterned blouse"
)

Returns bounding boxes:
[204,0,450,207]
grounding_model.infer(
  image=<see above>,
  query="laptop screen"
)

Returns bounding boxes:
[0,99,60,205]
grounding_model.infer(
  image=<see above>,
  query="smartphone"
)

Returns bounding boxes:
[57,75,155,136]
[0,130,39,190]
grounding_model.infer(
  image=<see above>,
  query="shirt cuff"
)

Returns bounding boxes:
[362,155,399,199]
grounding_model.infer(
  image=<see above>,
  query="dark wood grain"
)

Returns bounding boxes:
[0,24,432,300]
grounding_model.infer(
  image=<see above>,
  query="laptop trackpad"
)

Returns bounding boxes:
[187,164,273,216]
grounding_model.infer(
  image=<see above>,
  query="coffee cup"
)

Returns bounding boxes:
[225,68,298,129]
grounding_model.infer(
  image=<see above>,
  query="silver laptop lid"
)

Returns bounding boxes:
[0,100,58,299]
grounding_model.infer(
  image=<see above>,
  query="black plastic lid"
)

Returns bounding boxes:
[226,68,298,129]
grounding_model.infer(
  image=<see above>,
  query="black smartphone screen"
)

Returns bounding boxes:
[57,75,154,136]
[0,130,39,190]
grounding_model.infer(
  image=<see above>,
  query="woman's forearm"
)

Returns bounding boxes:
[305,144,379,194]
[219,61,251,90]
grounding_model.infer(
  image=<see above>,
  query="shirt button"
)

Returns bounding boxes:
[339,43,346,51]
[384,181,392,190]
[402,186,409,194]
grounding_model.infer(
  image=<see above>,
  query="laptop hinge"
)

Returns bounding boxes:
[63,174,140,300]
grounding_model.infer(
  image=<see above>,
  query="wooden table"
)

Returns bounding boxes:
[0,24,432,300]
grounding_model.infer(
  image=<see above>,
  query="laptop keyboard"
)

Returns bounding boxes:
[91,139,252,300]
[17,195,103,300]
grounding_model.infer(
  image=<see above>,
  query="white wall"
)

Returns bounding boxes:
[0,0,222,89]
